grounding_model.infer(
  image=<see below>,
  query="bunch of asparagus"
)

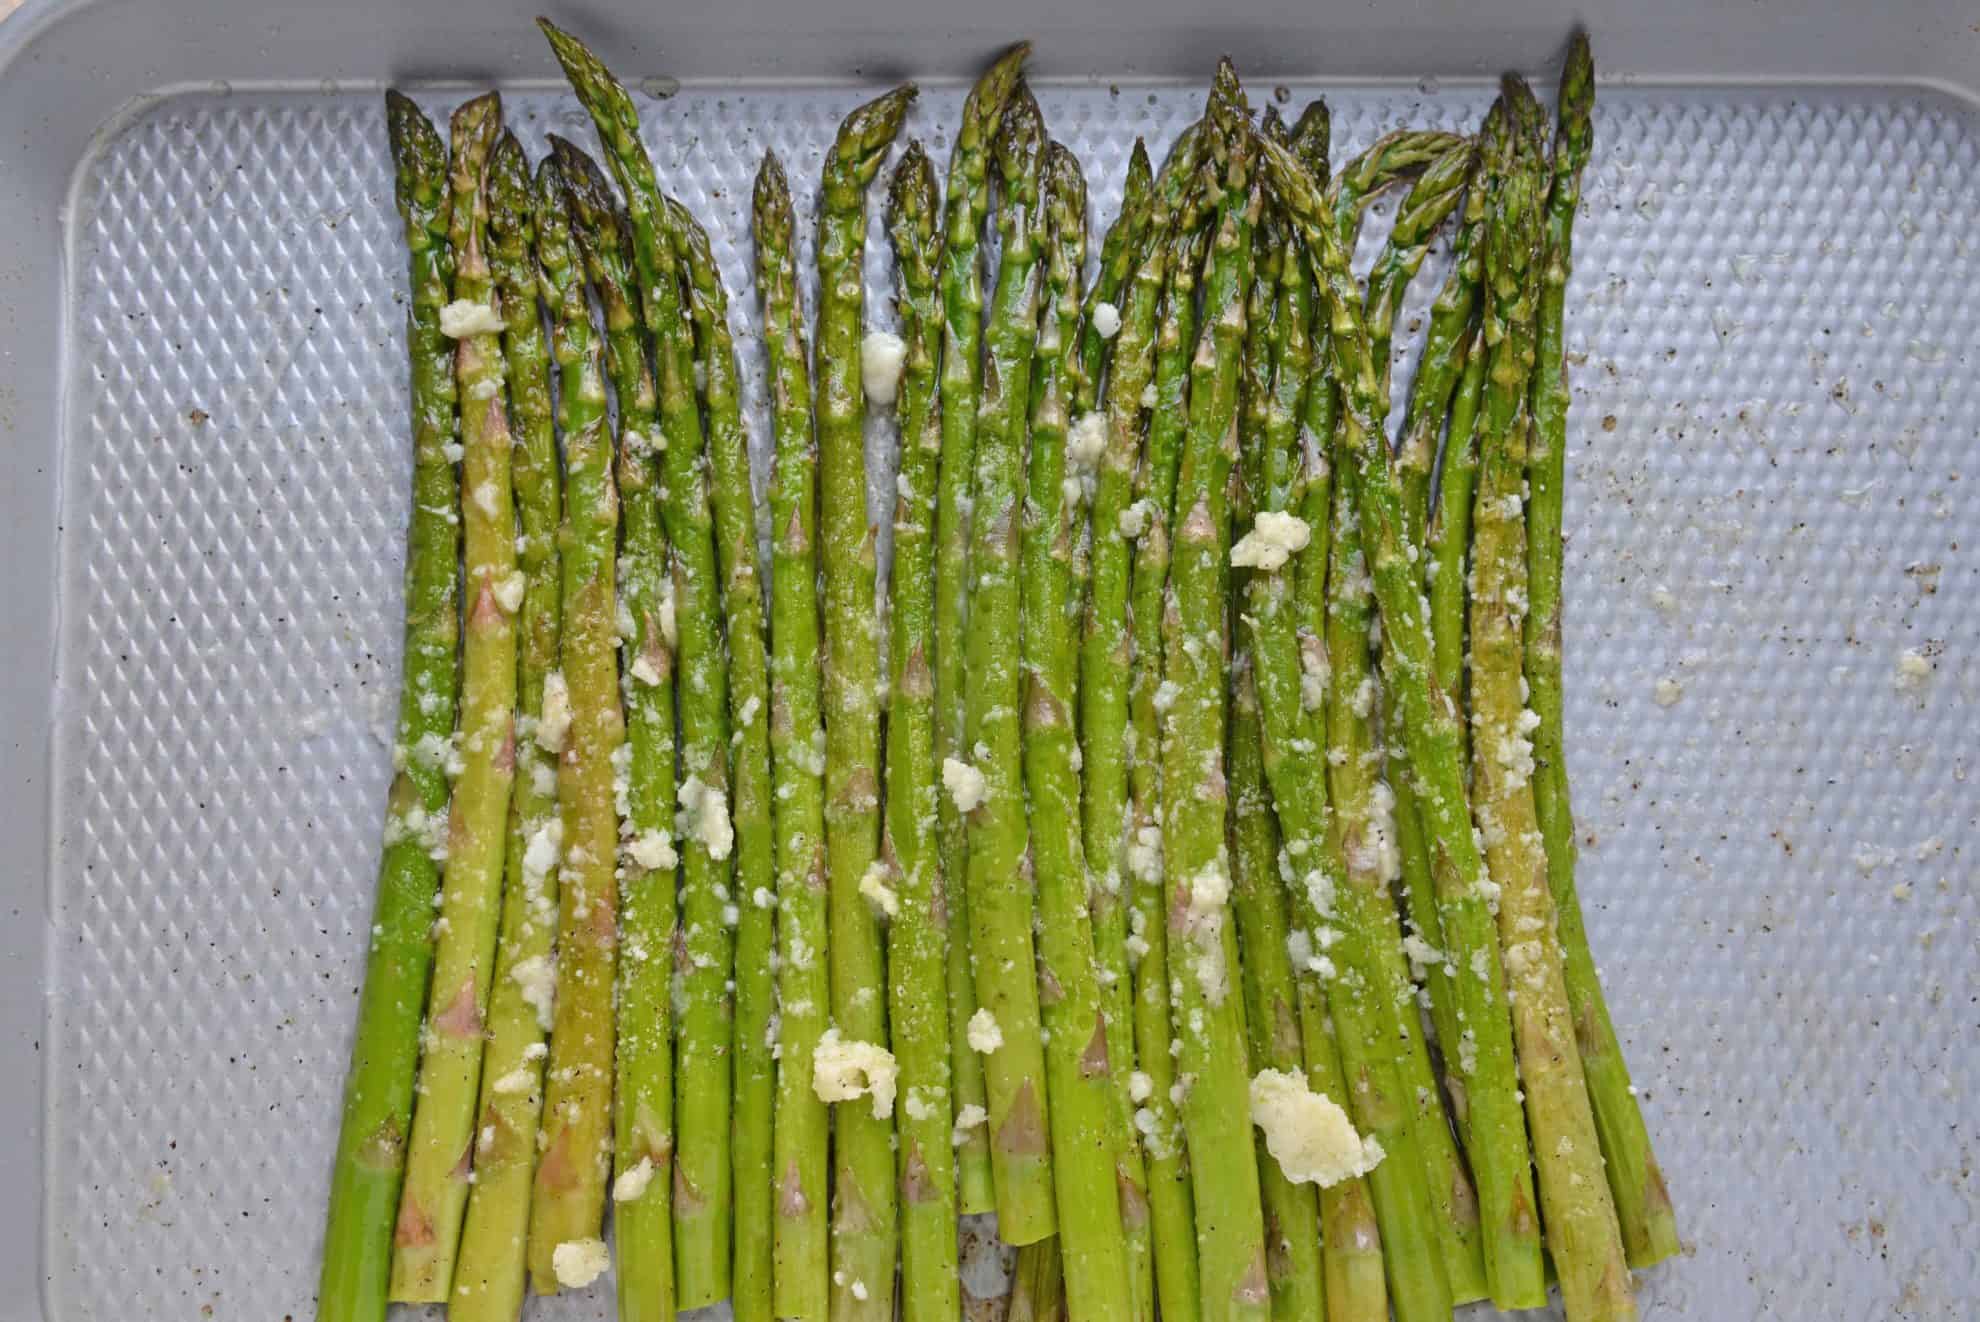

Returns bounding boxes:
[319,24,1678,1322]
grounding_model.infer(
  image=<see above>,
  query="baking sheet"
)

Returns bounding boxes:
[39,74,1980,1321]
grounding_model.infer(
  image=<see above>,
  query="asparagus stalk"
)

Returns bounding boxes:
[752,153,833,1322]
[555,138,682,1322]
[1077,142,1156,414]
[389,93,517,1303]
[1385,149,1488,1135]
[522,150,624,1299]
[1022,140,1137,1321]
[667,196,780,1322]
[1160,66,1272,1322]
[1225,660,1324,1322]
[1261,120,1547,1315]
[1428,322,1487,704]
[1525,36,1680,1271]
[1078,138,1159,1322]
[450,131,563,1322]
[819,85,916,1321]
[882,142,962,1322]
[1009,1239,1069,1322]
[1471,74,1636,1322]
[318,93,459,1322]
[961,84,1058,1247]
[934,44,1030,1218]
[1124,132,1214,1322]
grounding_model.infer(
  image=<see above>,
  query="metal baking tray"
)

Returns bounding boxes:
[5,1,1977,1318]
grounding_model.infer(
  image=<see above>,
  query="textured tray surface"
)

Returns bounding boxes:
[46,80,1980,1320]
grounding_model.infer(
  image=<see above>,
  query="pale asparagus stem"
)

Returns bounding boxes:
[1024,141,1135,1322]
[1162,64,1271,1322]
[551,137,679,1321]
[665,195,778,1322]
[1259,120,1546,1315]
[319,93,458,1322]
[1525,35,1680,1271]
[752,153,831,1322]
[963,84,1058,1247]
[817,85,916,1322]
[1225,660,1324,1322]
[1124,131,1214,1322]
[389,93,517,1305]
[524,150,624,1299]
[450,131,563,1322]
[1078,137,1158,1322]
[1467,74,1637,1322]
[882,142,961,1322]
[1008,1238,1068,1322]
[934,44,1029,1219]
[1355,137,1492,1307]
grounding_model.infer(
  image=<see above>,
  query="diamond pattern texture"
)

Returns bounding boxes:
[46,81,1980,1321]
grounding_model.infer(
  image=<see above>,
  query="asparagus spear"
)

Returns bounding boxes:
[522,150,624,1300]
[934,44,1029,1218]
[1225,660,1323,1322]
[1160,65,1272,1322]
[1124,134,1214,1322]
[962,83,1058,1247]
[389,93,517,1303]
[318,93,459,1322]
[450,131,563,1322]
[752,153,832,1322]
[882,142,962,1322]
[1021,140,1137,1321]
[1261,118,1546,1315]
[1077,143,1156,414]
[1428,321,1487,704]
[1471,74,1636,1322]
[819,84,916,1322]
[554,138,681,1322]
[1525,36,1679,1271]
[666,195,780,1322]
[1009,1239,1069,1322]
[1078,138,1159,1322]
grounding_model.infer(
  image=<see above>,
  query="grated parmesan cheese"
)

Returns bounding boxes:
[942,757,988,813]
[1091,301,1123,339]
[1249,1067,1385,1188]
[811,1028,899,1119]
[858,862,900,919]
[860,330,907,406]
[1229,510,1311,572]
[676,775,735,861]
[551,1238,611,1289]
[613,1156,656,1202]
[440,299,504,339]
[967,1008,1004,1054]
[536,671,573,752]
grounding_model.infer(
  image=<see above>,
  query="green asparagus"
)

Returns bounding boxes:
[934,44,1030,1219]
[450,130,563,1322]
[667,195,780,1322]
[1124,131,1214,1322]
[318,92,459,1322]
[883,141,961,1322]
[555,137,681,1322]
[522,149,623,1299]
[752,152,833,1322]
[820,84,915,1322]
[1077,137,1159,1322]
[390,92,518,1304]
[1526,35,1680,1271]
[962,83,1058,1247]
[1024,140,1136,1322]
[1160,64,1271,1322]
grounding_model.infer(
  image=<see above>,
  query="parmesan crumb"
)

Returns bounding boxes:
[1229,511,1311,572]
[613,1156,656,1202]
[551,1238,610,1289]
[859,863,900,919]
[952,1103,989,1145]
[1652,676,1683,708]
[440,299,504,339]
[676,775,735,861]
[511,954,556,1031]
[1068,413,1109,473]
[536,671,573,752]
[493,570,527,614]
[627,828,678,872]
[860,330,907,406]
[1248,1067,1385,1188]
[967,1008,1004,1054]
[1895,648,1933,694]
[811,1028,899,1119]
[942,757,988,813]
[1091,301,1123,339]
